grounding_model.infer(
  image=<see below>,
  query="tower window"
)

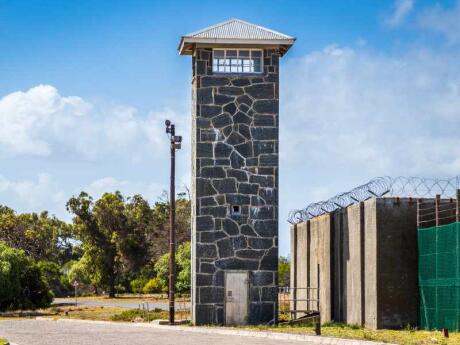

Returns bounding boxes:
[213,49,263,74]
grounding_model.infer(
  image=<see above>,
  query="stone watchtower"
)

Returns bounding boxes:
[179,19,295,325]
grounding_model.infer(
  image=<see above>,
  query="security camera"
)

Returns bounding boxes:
[165,120,171,126]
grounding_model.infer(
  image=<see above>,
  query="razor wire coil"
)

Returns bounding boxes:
[287,176,460,224]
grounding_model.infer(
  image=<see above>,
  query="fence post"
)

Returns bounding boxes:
[456,189,459,223]
[315,263,321,336]
[435,194,440,227]
[417,199,421,229]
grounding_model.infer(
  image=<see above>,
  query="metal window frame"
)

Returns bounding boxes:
[212,48,263,74]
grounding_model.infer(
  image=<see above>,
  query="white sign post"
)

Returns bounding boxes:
[73,280,79,306]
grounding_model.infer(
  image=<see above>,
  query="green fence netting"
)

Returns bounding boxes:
[418,221,460,331]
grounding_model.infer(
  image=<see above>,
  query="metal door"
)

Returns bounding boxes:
[225,271,249,325]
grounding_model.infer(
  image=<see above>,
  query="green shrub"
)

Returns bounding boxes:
[110,308,168,322]
[130,277,149,293]
[0,241,53,311]
[154,242,191,294]
[142,278,162,294]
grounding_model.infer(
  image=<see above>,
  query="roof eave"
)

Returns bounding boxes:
[178,37,296,55]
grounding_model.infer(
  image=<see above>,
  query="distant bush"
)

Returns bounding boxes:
[0,241,53,311]
[130,277,149,294]
[37,260,72,297]
[142,278,162,294]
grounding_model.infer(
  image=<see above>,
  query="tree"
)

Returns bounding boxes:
[278,256,290,287]
[0,241,53,311]
[0,206,74,264]
[154,242,191,294]
[66,191,153,297]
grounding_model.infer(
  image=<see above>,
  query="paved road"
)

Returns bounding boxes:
[0,320,313,345]
[53,298,190,311]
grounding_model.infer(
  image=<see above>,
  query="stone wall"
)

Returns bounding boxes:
[291,197,419,329]
[191,47,280,325]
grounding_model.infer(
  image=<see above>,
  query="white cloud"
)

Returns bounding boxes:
[417,1,460,44]
[0,85,187,160]
[384,0,415,27]
[0,173,66,215]
[279,42,460,254]
[84,176,165,203]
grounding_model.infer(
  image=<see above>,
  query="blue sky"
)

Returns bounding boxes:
[1,0,460,256]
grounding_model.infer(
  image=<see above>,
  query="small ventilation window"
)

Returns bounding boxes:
[213,49,263,74]
[231,205,241,216]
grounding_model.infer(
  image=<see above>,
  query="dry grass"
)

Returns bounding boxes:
[0,304,189,324]
[234,322,459,345]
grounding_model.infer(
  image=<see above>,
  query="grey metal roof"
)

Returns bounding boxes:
[179,19,295,56]
[186,18,294,40]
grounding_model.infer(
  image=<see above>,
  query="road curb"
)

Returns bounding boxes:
[34,318,396,345]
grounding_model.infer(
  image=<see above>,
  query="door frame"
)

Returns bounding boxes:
[224,270,250,325]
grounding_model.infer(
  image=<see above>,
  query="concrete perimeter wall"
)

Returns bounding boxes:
[291,197,418,329]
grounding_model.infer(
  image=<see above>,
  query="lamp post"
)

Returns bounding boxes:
[165,120,182,325]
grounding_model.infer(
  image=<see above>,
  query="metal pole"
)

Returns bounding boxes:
[435,194,440,227]
[169,124,176,326]
[75,285,77,307]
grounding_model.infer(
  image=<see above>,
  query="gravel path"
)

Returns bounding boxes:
[0,319,315,345]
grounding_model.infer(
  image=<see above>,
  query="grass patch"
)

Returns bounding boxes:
[228,322,460,345]
[110,308,168,322]
[0,339,8,345]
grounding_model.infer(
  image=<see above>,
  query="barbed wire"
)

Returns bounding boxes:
[287,175,460,224]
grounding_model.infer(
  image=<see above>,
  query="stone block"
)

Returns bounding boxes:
[254,115,275,126]
[232,78,251,87]
[226,169,248,182]
[201,166,226,178]
[249,175,274,187]
[236,94,253,106]
[231,235,248,249]
[196,215,214,232]
[253,219,277,237]
[222,218,240,236]
[260,154,277,166]
[214,142,233,158]
[201,76,230,87]
[248,303,274,324]
[197,87,213,104]
[248,237,273,250]
[196,244,217,259]
[201,206,228,218]
[240,224,257,236]
[238,124,251,140]
[250,206,274,220]
[200,230,227,243]
[215,257,258,270]
[212,113,232,128]
[252,271,274,286]
[236,249,265,259]
[226,193,250,205]
[217,238,234,258]
[238,183,259,194]
[201,105,222,118]
[230,151,245,169]
[200,262,216,274]
[196,273,213,286]
[259,248,278,270]
[214,94,234,105]
[253,100,278,114]
[233,111,252,125]
[223,102,237,115]
[245,84,274,99]
[212,178,237,193]
[195,304,216,325]
[218,86,244,96]
[250,127,277,141]
[200,287,224,304]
